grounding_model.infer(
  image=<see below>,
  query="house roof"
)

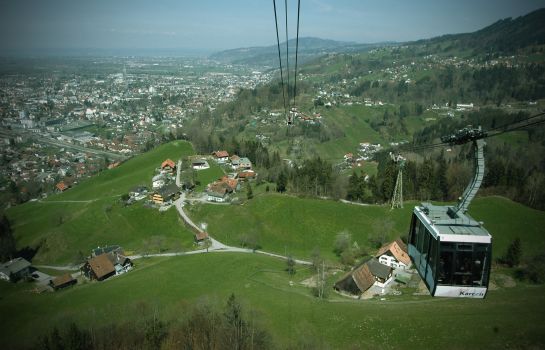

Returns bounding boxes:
[51,273,75,288]
[88,253,115,280]
[195,231,209,241]
[0,257,31,275]
[366,258,393,280]
[376,239,411,266]
[159,183,180,198]
[230,155,240,161]
[56,182,68,191]
[219,177,238,191]
[335,263,375,294]
[237,170,256,179]
[239,157,252,165]
[161,159,176,169]
[207,184,228,198]
[351,263,375,292]
[213,150,229,158]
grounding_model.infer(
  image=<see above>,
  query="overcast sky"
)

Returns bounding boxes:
[1,0,544,52]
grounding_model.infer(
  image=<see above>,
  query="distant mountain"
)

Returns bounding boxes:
[209,37,394,66]
[413,8,545,54]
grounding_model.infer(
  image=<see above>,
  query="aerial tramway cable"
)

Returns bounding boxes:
[293,0,301,109]
[272,0,288,122]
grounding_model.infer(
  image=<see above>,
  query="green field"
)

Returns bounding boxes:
[6,141,198,264]
[187,194,545,263]
[1,253,544,349]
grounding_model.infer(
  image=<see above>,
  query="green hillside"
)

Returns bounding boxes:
[6,141,197,264]
[186,193,545,263]
[1,253,544,349]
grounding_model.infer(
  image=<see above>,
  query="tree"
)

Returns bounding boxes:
[286,255,296,275]
[0,215,16,262]
[276,171,287,193]
[246,182,253,200]
[502,238,522,267]
[333,231,352,256]
[224,293,246,350]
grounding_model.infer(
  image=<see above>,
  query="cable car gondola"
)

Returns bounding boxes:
[408,128,492,298]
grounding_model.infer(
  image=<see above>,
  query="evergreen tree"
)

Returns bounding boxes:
[0,215,16,262]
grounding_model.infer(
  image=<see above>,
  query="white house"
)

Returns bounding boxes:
[376,239,411,270]
[212,150,229,164]
[207,185,229,202]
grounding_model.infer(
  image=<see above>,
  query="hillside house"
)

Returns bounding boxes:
[366,258,393,287]
[230,155,241,168]
[334,258,394,295]
[376,239,411,270]
[207,184,229,202]
[82,251,132,281]
[0,258,31,282]
[238,157,252,170]
[56,181,68,192]
[334,263,375,295]
[161,159,176,173]
[50,273,77,290]
[212,150,229,163]
[192,159,210,170]
[152,183,180,205]
[237,170,256,181]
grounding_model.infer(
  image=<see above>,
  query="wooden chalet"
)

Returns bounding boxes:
[82,251,133,281]
[334,263,375,295]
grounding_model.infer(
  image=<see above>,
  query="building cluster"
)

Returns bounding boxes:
[206,151,256,203]
[0,57,271,206]
[334,239,412,298]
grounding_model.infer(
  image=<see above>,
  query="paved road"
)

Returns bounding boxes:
[173,193,312,264]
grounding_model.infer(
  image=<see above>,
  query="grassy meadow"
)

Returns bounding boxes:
[6,141,197,264]
[1,253,544,349]
[187,193,545,263]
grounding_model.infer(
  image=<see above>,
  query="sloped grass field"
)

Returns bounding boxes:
[7,141,197,264]
[1,253,544,349]
[187,194,545,262]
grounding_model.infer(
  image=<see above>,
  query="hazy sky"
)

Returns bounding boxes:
[1,0,544,52]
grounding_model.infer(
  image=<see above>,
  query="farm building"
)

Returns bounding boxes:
[376,239,411,270]
[82,251,133,281]
[55,181,68,192]
[334,258,394,295]
[50,273,77,290]
[334,262,375,295]
[0,258,31,282]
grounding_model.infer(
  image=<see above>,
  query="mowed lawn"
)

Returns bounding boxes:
[187,194,545,263]
[6,141,197,264]
[1,253,544,349]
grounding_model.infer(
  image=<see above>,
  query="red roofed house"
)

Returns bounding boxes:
[376,238,411,270]
[212,150,229,164]
[161,159,176,173]
[56,181,68,192]
[237,170,256,181]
